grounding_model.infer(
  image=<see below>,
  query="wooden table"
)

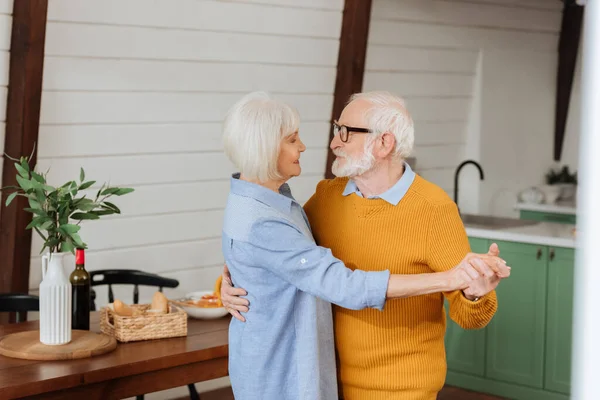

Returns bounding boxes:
[0,312,230,399]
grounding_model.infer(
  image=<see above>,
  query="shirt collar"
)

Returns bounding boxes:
[342,162,416,206]
[230,173,295,214]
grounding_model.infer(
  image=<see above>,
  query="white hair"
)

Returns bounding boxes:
[223,91,300,182]
[348,91,414,160]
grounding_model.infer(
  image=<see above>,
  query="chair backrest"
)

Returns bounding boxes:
[0,293,40,323]
[89,269,179,311]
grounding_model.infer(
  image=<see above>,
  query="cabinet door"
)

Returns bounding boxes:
[545,247,575,394]
[486,241,547,388]
[445,237,488,376]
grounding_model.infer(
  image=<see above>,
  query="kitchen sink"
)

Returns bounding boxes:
[461,213,539,229]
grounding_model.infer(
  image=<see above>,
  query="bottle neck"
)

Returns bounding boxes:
[75,263,86,270]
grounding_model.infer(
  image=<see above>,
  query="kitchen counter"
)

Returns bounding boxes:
[515,200,576,215]
[465,221,577,248]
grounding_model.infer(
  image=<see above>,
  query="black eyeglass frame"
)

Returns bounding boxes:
[332,121,374,143]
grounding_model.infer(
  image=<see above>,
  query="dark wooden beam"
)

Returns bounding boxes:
[325,0,372,179]
[554,1,584,161]
[0,0,48,301]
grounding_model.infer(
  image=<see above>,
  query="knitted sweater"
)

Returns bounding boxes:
[303,175,497,400]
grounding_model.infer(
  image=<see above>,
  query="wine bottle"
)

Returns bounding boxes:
[70,248,90,330]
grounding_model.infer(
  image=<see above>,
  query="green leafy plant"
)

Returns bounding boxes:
[545,165,578,185]
[1,151,134,255]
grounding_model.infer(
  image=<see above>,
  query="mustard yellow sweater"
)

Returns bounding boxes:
[303,175,498,400]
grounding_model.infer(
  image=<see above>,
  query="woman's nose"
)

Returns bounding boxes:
[299,139,306,152]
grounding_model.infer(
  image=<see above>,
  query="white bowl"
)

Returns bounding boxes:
[176,290,229,320]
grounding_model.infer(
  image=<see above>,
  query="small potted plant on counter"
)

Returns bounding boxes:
[545,165,578,201]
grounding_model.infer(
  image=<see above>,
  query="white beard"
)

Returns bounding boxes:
[331,141,376,178]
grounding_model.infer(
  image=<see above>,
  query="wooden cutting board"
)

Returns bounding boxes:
[0,330,117,360]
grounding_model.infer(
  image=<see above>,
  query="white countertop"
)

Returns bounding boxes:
[515,200,577,215]
[466,222,577,248]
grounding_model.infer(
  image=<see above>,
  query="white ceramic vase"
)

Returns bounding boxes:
[39,252,72,345]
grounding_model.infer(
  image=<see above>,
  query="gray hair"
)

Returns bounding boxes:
[223,91,300,182]
[349,91,415,160]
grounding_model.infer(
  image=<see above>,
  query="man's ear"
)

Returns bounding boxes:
[378,132,396,158]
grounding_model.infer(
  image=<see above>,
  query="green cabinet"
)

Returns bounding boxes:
[445,238,575,400]
[444,237,488,376]
[485,241,547,388]
[519,210,576,225]
[545,247,575,393]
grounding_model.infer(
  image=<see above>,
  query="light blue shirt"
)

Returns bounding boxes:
[222,174,390,400]
[342,162,416,205]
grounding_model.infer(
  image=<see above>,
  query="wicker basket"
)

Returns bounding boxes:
[100,303,187,343]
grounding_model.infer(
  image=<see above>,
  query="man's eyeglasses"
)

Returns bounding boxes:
[332,121,373,143]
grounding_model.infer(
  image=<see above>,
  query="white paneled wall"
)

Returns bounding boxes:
[0,1,12,213]
[364,0,562,210]
[31,0,342,308]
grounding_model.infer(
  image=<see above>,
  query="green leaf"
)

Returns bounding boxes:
[71,212,100,220]
[35,188,46,205]
[102,201,121,214]
[21,158,30,171]
[58,224,80,235]
[75,198,96,211]
[42,184,55,192]
[26,215,51,230]
[30,171,45,184]
[101,187,120,196]
[115,188,135,196]
[40,219,54,230]
[61,239,75,254]
[80,168,85,183]
[24,207,46,216]
[78,181,96,191]
[15,175,33,191]
[33,227,47,241]
[14,162,29,179]
[68,232,85,248]
[60,181,74,189]
[90,209,115,216]
[5,192,18,206]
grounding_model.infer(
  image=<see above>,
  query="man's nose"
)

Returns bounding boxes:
[330,131,342,150]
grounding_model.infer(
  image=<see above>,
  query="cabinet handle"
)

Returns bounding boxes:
[550,248,555,261]
[536,248,542,260]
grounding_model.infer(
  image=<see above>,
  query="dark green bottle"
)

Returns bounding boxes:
[70,248,90,330]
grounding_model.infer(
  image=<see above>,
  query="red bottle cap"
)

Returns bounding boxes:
[75,248,85,265]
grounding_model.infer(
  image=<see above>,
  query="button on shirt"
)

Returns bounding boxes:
[222,174,390,400]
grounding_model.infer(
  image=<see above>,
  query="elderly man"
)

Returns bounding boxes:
[222,91,507,400]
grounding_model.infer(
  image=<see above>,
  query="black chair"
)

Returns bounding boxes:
[0,293,40,323]
[89,269,200,400]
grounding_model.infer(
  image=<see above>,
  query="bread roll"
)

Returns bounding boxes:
[113,299,133,316]
[150,291,169,314]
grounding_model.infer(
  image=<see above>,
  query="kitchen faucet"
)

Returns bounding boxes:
[454,160,484,213]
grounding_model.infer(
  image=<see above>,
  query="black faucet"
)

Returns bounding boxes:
[454,160,484,212]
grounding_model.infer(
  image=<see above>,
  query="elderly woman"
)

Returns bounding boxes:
[221,92,506,400]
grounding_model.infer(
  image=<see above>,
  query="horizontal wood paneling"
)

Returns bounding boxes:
[40,92,332,124]
[372,0,561,32]
[414,121,466,146]
[35,149,328,187]
[47,0,342,38]
[32,1,340,295]
[448,0,562,11]
[38,122,331,158]
[231,0,344,11]
[414,144,464,170]
[405,97,471,122]
[364,72,473,97]
[366,46,478,73]
[43,57,336,93]
[44,23,339,66]
[31,209,225,253]
[369,20,558,50]
[0,0,12,14]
